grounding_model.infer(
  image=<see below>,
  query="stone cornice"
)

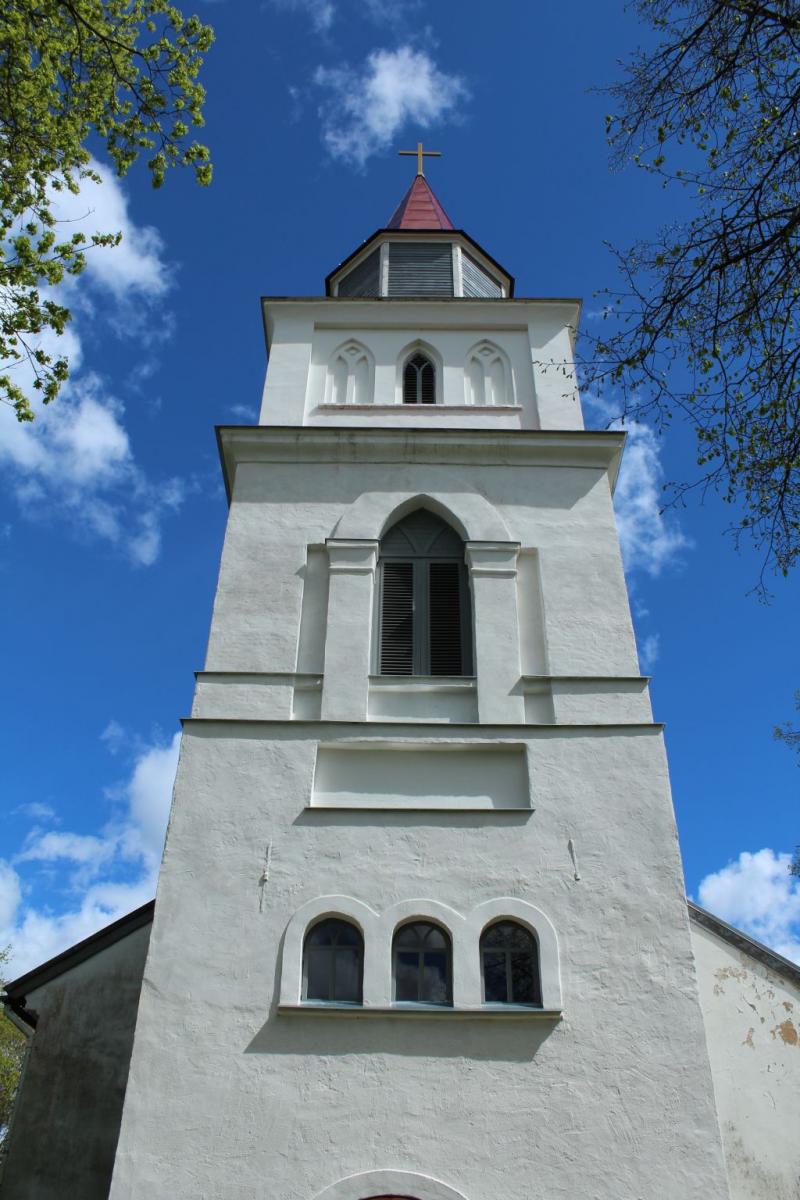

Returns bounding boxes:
[216,425,625,502]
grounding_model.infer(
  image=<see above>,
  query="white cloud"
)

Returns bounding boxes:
[0,160,184,565]
[11,802,58,822]
[49,157,169,301]
[697,849,800,964]
[271,0,335,31]
[638,632,660,671]
[1,731,180,977]
[314,47,468,167]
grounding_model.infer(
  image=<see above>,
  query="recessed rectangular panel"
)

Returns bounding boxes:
[311,743,530,810]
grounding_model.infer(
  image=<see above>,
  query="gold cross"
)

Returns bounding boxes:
[399,141,442,177]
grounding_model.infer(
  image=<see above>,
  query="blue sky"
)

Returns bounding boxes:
[1,0,798,976]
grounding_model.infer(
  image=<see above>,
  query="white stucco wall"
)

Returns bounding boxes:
[259,299,583,431]
[690,918,800,1200]
[110,289,730,1199]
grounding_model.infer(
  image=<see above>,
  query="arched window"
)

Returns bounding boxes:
[393,921,452,1006]
[480,920,541,1006]
[403,352,436,404]
[303,918,363,1004]
[378,509,473,676]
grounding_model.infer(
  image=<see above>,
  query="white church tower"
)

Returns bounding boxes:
[109,154,732,1200]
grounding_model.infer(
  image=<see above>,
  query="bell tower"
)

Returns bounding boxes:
[109,162,731,1200]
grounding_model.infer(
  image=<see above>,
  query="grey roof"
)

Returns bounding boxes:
[688,900,800,986]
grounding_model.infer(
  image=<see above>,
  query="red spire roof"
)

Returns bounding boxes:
[386,175,454,230]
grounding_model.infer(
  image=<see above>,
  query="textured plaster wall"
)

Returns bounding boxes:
[2,924,150,1200]
[259,300,583,431]
[110,721,729,1200]
[691,922,800,1200]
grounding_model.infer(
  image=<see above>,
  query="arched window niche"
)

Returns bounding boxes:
[303,917,364,1005]
[324,340,374,406]
[464,340,512,407]
[480,919,541,1007]
[377,508,473,677]
[397,342,442,405]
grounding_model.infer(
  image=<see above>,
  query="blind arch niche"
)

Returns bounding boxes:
[377,508,473,677]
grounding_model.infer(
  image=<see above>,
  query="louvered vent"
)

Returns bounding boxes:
[338,248,381,297]
[403,353,436,404]
[388,243,454,296]
[428,562,463,675]
[462,252,503,299]
[380,561,414,675]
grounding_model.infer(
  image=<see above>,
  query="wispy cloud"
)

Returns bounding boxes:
[0,158,184,566]
[697,848,800,964]
[314,47,468,167]
[1,728,180,977]
[266,0,419,33]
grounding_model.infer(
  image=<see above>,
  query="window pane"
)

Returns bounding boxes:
[333,948,361,1002]
[483,951,508,1002]
[422,925,448,949]
[421,951,449,1004]
[395,951,420,1001]
[510,952,539,1005]
[305,947,332,1000]
[335,923,361,947]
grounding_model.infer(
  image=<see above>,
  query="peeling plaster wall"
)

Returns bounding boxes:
[691,922,800,1200]
[1,924,150,1200]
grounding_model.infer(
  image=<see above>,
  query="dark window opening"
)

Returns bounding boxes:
[480,920,541,1006]
[303,918,363,1004]
[378,509,473,677]
[403,352,436,404]
[393,921,452,1005]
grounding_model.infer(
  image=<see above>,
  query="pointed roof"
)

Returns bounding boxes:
[386,175,454,230]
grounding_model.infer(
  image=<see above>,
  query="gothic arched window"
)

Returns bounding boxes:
[480,920,541,1006]
[393,921,452,1005]
[378,509,473,677]
[303,918,364,1004]
[402,351,436,404]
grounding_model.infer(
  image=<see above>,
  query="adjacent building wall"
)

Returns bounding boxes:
[690,914,800,1200]
[1,922,150,1200]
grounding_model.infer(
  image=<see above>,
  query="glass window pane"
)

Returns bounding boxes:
[421,951,449,1004]
[335,924,361,947]
[503,924,535,951]
[333,948,361,1002]
[423,925,447,949]
[481,923,506,949]
[483,950,508,1002]
[306,921,335,947]
[395,951,419,1001]
[305,947,332,1000]
[510,952,539,1005]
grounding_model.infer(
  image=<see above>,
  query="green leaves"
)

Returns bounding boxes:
[0,0,214,420]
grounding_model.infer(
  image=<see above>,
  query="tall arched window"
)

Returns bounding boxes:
[403,352,436,404]
[378,509,473,676]
[303,918,364,1004]
[393,921,452,1005]
[480,920,541,1006]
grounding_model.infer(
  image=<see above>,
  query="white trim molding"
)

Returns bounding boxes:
[311,1168,471,1200]
[334,490,510,545]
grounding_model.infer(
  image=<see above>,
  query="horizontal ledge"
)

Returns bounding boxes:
[278,1004,562,1020]
[305,805,533,814]
[314,404,524,414]
[181,717,664,731]
[195,671,322,686]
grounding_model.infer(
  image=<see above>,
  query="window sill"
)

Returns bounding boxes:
[278,1004,562,1020]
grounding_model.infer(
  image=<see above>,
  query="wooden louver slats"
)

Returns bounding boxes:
[337,248,381,297]
[388,242,454,296]
[380,561,414,675]
[462,250,503,298]
[428,562,463,675]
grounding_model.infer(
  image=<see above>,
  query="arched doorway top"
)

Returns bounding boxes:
[311,1170,470,1200]
[333,490,510,544]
